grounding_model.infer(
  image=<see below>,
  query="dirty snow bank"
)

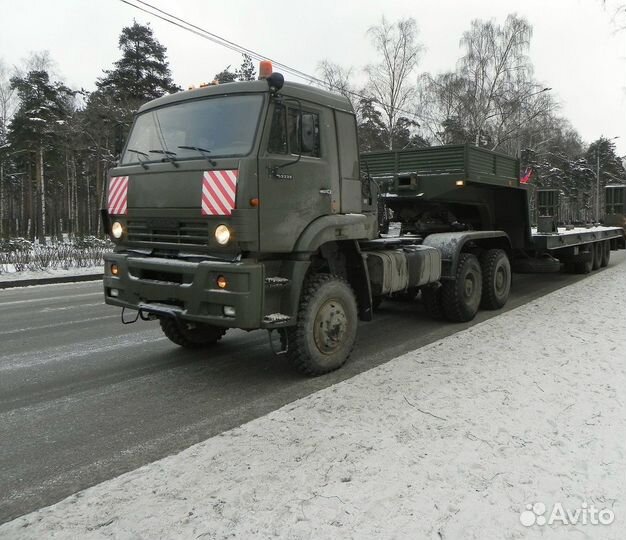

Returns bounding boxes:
[3,264,626,539]
[0,266,103,283]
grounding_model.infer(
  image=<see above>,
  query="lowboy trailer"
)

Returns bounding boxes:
[101,62,626,375]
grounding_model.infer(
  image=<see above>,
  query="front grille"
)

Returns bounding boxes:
[127,219,209,246]
[139,269,184,284]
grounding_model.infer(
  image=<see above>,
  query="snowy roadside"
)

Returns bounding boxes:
[2,264,626,539]
[0,266,103,284]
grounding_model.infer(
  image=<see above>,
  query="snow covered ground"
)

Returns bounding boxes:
[2,262,626,539]
[0,266,103,283]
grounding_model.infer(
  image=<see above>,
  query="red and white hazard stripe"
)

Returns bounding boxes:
[107,176,129,215]
[201,170,238,216]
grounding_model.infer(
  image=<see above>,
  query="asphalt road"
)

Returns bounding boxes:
[1,251,624,524]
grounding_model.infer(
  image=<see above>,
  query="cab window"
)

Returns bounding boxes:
[267,103,321,157]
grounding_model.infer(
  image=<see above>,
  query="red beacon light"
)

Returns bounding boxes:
[258,60,284,93]
[258,60,273,79]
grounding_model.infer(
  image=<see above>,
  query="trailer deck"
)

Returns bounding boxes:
[532,226,625,251]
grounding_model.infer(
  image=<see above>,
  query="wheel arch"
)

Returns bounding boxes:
[293,213,378,254]
[308,239,374,322]
[422,231,511,280]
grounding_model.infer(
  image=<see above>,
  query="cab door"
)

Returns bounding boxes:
[258,100,338,253]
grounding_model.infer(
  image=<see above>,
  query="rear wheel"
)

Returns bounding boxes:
[592,242,603,270]
[562,262,576,274]
[286,274,358,376]
[159,318,226,348]
[600,240,611,268]
[480,249,511,310]
[442,253,482,322]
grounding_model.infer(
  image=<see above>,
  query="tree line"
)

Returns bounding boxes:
[319,15,625,224]
[0,22,255,243]
[0,15,624,242]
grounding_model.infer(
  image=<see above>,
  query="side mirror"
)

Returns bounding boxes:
[301,113,316,153]
[114,123,126,156]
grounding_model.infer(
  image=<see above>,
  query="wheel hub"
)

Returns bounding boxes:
[464,274,475,299]
[313,299,348,355]
[495,267,506,292]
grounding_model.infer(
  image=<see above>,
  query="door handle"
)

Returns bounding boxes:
[319,189,332,195]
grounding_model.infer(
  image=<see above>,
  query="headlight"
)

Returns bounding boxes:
[111,221,124,239]
[215,224,231,245]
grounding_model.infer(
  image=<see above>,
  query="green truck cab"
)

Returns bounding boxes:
[103,70,385,374]
[103,65,624,375]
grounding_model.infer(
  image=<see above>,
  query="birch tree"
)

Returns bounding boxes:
[419,15,555,152]
[365,17,422,149]
[317,60,357,110]
[458,14,556,151]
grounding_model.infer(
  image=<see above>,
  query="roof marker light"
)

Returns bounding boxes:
[259,60,273,79]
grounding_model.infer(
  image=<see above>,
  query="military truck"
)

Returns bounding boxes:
[101,63,625,375]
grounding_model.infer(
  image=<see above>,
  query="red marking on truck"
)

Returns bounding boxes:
[520,168,534,184]
[107,176,128,215]
[202,170,238,216]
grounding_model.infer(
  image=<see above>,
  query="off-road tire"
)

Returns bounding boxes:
[574,244,594,274]
[562,262,576,274]
[421,285,445,320]
[600,240,611,268]
[286,273,358,376]
[441,253,483,322]
[592,242,603,271]
[479,249,511,310]
[159,317,226,348]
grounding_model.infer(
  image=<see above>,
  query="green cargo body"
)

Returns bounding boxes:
[361,144,519,190]
[361,144,531,252]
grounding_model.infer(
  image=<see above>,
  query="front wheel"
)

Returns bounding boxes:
[286,274,358,376]
[159,318,226,348]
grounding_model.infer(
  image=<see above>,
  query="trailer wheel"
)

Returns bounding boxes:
[574,244,594,274]
[600,240,611,267]
[159,317,226,348]
[562,262,576,274]
[479,249,511,310]
[422,284,445,320]
[592,242,603,271]
[441,253,483,322]
[286,273,358,376]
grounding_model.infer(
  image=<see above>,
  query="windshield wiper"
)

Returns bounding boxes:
[149,149,179,167]
[148,111,179,167]
[126,148,150,169]
[177,145,217,166]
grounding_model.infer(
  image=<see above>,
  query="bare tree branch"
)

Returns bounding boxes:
[365,17,423,149]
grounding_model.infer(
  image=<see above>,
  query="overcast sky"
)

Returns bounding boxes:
[1,0,625,155]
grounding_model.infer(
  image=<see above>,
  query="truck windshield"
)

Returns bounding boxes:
[121,94,263,165]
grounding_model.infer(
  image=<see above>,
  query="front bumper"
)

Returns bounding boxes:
[103,253,264,329]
